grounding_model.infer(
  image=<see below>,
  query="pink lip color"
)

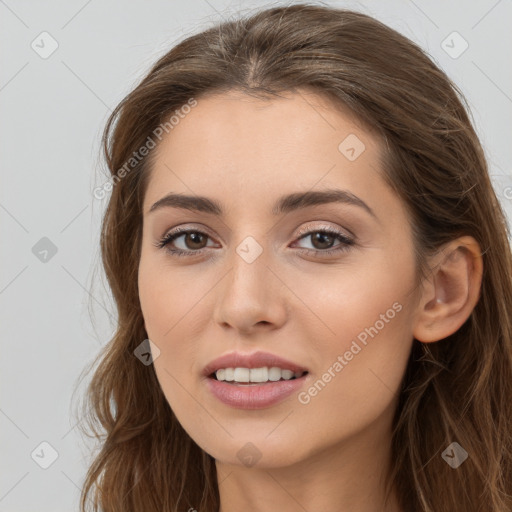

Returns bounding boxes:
[202,350,309,410]
[205,374,308,409]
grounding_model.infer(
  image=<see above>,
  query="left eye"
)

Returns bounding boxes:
[293,229,354,252]
[154,227,354,257]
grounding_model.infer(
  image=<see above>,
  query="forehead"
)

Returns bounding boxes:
[143,90,384,212]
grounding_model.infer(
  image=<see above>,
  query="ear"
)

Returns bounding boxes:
[413,236,483,343]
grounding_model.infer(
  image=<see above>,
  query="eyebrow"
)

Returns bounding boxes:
[148,189,377,219]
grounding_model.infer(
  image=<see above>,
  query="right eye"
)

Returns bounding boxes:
[154,228,217,257]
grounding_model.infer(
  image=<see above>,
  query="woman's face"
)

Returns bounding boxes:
[138,90,420,468]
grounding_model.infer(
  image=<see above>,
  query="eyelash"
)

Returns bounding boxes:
[154,225,355,259]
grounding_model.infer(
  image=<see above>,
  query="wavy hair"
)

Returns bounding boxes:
[77,4,512,511]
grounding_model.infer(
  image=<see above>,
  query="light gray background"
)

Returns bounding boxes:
[1,1,511,511]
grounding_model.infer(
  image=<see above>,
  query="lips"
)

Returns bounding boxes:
[202,350,309,377]
[202,351,310,409]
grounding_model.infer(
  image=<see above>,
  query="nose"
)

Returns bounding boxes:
[212,245,289,335]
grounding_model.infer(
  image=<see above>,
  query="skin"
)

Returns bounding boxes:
[138,90,483,512]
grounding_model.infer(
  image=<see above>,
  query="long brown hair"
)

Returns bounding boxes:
[77,4,512,511]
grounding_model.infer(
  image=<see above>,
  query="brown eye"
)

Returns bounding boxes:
[293,228,355,257]
[180,232,208,250]
[156,228,216,256]
[308,231,337,250]
[155,226,355,259]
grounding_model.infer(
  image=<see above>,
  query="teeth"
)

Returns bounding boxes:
[214,366,305,383]
[268,367,281,381]
[281,369,294,380]
[233,367,250,382]
[250,367,268,382]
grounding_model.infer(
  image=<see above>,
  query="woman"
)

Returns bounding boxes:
[78,4,512,511]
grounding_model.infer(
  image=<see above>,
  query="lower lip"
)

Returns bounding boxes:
[205,374,308,410]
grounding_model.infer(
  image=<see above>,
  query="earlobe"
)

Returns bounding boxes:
[413,236,483,343]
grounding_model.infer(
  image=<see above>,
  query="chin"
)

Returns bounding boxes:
[195,430,315,469]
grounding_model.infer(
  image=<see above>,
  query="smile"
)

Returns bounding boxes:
[212,366,308,384]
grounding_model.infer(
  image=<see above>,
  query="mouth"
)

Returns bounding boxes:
[202,351,310,408]
[208,367,309,386]
[205,367,310,409]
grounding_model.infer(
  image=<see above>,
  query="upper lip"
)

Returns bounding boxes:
[202,351,309,377]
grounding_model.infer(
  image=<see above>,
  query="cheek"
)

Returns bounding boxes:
[138,253,200,339]
[287,256,414,399]
[138,254,209,396]
[297,316,412,450]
